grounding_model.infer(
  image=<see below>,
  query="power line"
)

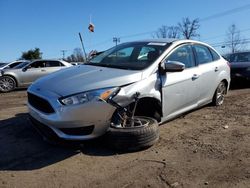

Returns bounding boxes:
[87,3,250,49]
[119,31,155,39]
[116,3,250,41]
[200,3,250,22]
[210,38,250,47]
[203,27,250,41]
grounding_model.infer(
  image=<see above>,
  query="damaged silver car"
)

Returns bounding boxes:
[28,39,230,149]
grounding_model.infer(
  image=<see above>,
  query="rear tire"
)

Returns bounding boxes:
[0,76,16,92]
[212,81,227,106]
[106,116,159,151]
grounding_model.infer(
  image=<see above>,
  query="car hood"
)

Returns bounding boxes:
[230,62,250,68]
[30,65,143,96]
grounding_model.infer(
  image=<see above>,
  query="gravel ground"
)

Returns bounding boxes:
[0,85,249,188]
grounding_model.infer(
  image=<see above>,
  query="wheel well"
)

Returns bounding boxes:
[3,75,18,87]
[134,97,162,122]
[221,79,229,93]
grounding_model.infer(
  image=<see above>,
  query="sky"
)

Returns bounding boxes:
[1,0,250,62]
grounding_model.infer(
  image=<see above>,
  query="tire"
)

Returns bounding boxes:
[0,76,16,92]
[106,116,159,151]
[212,81,227,106]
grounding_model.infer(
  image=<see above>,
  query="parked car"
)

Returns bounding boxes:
[0,60,30,70]
[28,39,230,150]
[224,51,250,81]
[0,59,72,92]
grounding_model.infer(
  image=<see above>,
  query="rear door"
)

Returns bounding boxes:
[193,45,220,105]
[161,44,200,119]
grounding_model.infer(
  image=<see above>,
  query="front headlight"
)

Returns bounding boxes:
[59,87,119,106]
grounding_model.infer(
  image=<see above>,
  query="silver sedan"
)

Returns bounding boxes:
[0,59,72,92]
[28,39,231,141]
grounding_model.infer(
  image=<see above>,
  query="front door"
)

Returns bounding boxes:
[19,61,48,85]
[161,44,200,120]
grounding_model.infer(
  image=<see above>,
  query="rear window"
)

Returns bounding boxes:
[46,61,63,67]
[194,45,213,65]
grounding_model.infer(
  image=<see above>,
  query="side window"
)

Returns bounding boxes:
[209,48,220,61]
[166,45,195,68]
[194,45,213,65]
[235,52,250,62]
[29,61,46,68]
[45,61,61,67]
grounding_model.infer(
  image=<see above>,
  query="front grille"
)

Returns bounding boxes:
[59,126,94,136]
[28,92,55,114]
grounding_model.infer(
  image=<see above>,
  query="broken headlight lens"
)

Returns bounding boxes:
[59,87,119,106]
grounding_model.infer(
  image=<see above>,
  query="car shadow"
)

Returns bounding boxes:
[0,113,117,171]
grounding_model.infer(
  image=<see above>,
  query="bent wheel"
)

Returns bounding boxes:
[0,76,16,92]
[106,116,159,151]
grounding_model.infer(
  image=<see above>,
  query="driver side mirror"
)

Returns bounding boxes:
[162,60,185,72]
[22,67,28,72]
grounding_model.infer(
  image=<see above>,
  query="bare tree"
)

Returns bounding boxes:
[66,48,85,62]
[154,25,180,38]
[154,25,168,38]
[178,17,200,39]
[225,24,245,53]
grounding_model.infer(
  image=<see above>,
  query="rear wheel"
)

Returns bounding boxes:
[212,81,227,106]
[0,76,16,92]
[106,116,159,151]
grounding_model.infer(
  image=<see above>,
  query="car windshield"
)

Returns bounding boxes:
[86,42,170,70]
[225,52,250,63]
[0,63,7,68]
[13,61,30,69]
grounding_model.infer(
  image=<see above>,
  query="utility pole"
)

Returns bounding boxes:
[61,50,67,60]
[79,33,87,61]
[113,37,120,46]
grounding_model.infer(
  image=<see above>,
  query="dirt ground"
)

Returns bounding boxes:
[0,85,249,188]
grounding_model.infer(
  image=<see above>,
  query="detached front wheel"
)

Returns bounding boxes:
[106,116,159,151]
[0,76,16,92]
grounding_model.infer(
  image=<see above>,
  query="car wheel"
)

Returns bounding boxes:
[0,76,16,92]
[212,81,227,106]
[106,116,159,151]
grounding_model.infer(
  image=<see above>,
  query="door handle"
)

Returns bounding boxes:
[192,74,200,80]
[214,67,219,72]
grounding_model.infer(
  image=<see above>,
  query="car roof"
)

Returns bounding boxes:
[29,59,72,66]
[135,38,179,43]
[132,38,213,47]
